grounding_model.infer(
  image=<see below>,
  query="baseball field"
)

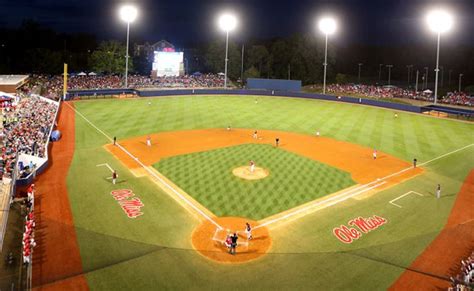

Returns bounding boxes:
[32,95,473,290]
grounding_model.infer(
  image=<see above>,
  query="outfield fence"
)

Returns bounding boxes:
[65,88,474,119]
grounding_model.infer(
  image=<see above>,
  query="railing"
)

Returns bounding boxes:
[0,151,19,251]
[16,95,61,186]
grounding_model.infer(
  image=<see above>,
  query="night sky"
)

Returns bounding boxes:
[1,0,473,47]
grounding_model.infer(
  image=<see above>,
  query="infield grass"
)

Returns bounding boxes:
[153,144,355,220]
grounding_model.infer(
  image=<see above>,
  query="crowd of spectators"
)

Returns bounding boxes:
[441,92,473,107]
[326,84,473,107]
[1,95,58,180]
[22,184,36,265]
[28,74,226,99]
[449,251,474,290]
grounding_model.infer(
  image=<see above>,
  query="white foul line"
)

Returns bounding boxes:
[256,142,473,228]
[419,143,474,166]
[65,102,223,230]
[389,191,424,208]
[96,163,114,173]
[255,182,386,229]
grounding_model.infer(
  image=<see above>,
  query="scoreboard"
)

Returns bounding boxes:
[152,51,184,77]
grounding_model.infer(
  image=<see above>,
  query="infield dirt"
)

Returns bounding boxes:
[105,128,423,185]
[103,128,425,263]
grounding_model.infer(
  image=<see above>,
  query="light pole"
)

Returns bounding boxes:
[459,73,463,92]
[378,64,383,82]
[407,65,413,87]
[426,9,453,104]
[386,65,393,85]
[218,13,237,89]
[440,66,444,87]
[318,17,337,94]
[241,44,244,83]
[424,67,429,90]
[119,5,138,88]
[415,70,419,92]
[358,63,363,84]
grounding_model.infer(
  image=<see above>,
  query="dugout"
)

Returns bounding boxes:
[421,105,474,120]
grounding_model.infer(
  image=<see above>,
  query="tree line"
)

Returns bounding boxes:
[1,20,473,89]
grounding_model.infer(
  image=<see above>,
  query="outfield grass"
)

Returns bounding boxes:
[154,144,355,220]
[75,95,473,163]
[62,95,474,290]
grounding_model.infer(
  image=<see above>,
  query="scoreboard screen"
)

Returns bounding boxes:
[152,51,183,77]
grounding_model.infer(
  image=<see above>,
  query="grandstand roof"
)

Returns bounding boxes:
[0,75,29,85]
[0,75,29,93]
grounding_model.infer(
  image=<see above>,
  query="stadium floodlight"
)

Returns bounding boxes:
[318,17,337,94]
[426,9,453,104]
[218,13,238,89]
[219,14,237,32]
[318,18,337,35]
[119,5,138,88]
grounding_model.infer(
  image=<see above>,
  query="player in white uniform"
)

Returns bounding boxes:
[253,130,258,139]
[245,223,253,240]
[249,160,255,173]
[373,149,377,160]
[146,136,152,147]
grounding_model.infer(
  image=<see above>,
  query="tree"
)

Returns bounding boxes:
[26,48,62,74]
[243,66,260,81]
[248,45,270,76]
[205,40,240,79]
[335,73,348,84]
[89,41,133,74]
[270,40,291,79]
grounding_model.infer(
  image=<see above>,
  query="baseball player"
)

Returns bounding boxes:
[225,235,232,252]
[146,136,152,147]
[112,170,118,185]
[249,160,255,173]
[245,222,253,240]
[316,131,320,137]
[275,137,280,147]
[436,184,441,199]
[253,130,258,140]
[227,125,231,131]
[413,158,417,168]
[373,149,377,160]
[230,233,238,255]
[113,136,117,145]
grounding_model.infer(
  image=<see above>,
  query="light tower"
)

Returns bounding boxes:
[119,5,138,88]
[426,9,454,104]
[318,17,337,94]
[358,63,363,84]
[386,65,393,85]
[218,13,238,89]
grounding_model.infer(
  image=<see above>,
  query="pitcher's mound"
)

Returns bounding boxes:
[232,166,269,180]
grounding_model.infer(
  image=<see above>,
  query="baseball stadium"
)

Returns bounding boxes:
[0,1,474,291]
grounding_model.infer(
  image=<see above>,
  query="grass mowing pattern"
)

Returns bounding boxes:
[153,144,355,220]
[65,96,474,290]
[75,95,473,163]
